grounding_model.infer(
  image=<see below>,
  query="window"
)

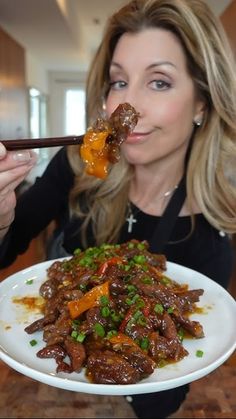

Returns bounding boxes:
[29,87,48,139]
[65,89,86,135]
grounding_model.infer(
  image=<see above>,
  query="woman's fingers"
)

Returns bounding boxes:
[0,144,37,230]
[0,148,37,172]
[0,143,37,191]
[0,164,34,193]
[0,192,16,226]
[0,173,29,200]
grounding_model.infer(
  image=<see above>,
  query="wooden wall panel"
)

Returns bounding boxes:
[220,1,236,56]
[0,27,28,140]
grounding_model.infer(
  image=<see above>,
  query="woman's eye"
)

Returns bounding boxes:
[109,80,127,90]
[149,80,171,90]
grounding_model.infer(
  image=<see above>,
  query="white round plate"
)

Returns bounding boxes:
[0,259,235,395]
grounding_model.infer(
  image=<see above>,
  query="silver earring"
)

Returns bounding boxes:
[194,120,202,127]
[101,97,106,111]
[100,96,107,118]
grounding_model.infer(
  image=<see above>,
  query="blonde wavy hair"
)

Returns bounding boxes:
[68,0,236,247]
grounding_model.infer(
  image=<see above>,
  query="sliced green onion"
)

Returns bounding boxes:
[101,306,110,317]
[106,330,118,339]
[26,279,33,285]
[29,339,37,346]
[123,264,131,271]
[140,337,149,350]
[167,307,174,314]
[154,303,164,314]
[158,359,168,368]
[100,295,109,306]
[137,242,146,250]
[141,277,153,284]
[93,322,105,337]
[136,298,145,309]
[177,328,185,342]
[137,316,147,326]
[111,311,121,322]
[196,349,204,358]
[133,255,146,264]
[127,284,137,293]
[76,332,86,343]
[133,310,142,321]
[125,297,133,305]
[74,248,81,255]
[161,276,171,285]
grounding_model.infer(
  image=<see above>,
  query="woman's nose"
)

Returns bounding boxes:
[123,89,143,117]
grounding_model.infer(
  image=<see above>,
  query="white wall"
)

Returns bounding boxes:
[25,51,49,94]
[48,70,87,135]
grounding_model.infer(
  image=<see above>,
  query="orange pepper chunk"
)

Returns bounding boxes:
[85,153,109,179]
[68,281,110,319]
[80,129,111,179]
[83,131,108,150]
[108,332,140,349]
[80,144,94,163]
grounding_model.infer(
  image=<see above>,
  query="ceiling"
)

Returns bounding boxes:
[0,0,232,72]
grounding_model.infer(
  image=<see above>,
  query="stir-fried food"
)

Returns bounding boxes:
[25,240,204,385]
[80,103,139,179]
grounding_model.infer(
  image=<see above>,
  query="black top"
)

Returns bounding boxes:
[0,147,234,289]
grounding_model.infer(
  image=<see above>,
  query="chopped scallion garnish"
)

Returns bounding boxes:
[101,306,110,317]
[154,303,164,314]
[93,322,105,337]
[26,279,33,285]
[76,332,86,343]
[140,337,149,350]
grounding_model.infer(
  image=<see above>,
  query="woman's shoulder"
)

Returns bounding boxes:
[169,214,233,288]
[177,213,230,243]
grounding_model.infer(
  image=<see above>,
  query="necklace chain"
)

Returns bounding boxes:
[126,184,178,233]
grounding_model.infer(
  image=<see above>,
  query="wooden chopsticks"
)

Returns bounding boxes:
[1,135,84,150]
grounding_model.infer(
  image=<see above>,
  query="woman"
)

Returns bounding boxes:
[0,0,236,417]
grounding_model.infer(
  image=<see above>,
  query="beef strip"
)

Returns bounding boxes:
[87,350,140,384]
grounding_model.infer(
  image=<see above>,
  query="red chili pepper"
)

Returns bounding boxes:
[142,306,150,317]
[119,307,134,333]
[97,257,124,276]
[140,297,151,317]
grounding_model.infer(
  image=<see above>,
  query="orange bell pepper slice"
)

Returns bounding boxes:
[108,332,140,349]
[68,281,110,319]
[85,156,109,179]
[80,129,111,179]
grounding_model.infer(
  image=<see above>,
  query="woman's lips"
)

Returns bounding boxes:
[126,132,151,143]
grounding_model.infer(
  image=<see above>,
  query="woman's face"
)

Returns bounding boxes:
[106,28,204,166]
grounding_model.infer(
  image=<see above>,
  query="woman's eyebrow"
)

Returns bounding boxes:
[147,61,177,70]
[110,62,123,70]
[110,61,177,71]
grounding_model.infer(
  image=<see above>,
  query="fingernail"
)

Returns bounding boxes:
[0,143,6,158]
[13,151,31,162]
[29,150,38,163]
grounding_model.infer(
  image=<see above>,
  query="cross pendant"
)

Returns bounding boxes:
[126,213,137,233]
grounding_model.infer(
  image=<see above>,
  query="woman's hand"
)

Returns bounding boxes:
[0,142,37,236]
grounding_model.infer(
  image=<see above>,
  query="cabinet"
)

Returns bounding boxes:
[0,27,28,140]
